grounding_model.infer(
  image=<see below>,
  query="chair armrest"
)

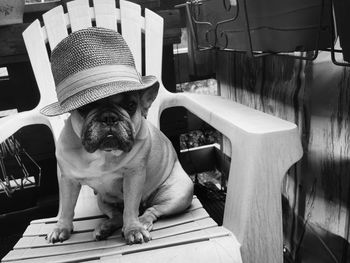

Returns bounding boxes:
[149,89,303,263]
[0,110,92,218]
[0,110,52,144]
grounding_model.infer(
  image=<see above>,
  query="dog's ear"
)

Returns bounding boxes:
[139,82,159,118]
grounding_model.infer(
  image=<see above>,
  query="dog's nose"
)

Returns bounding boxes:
[100,112,118,125]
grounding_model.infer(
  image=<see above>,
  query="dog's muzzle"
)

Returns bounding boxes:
[81,110,135,153]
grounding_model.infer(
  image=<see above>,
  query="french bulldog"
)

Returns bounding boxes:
[47,83,194,244]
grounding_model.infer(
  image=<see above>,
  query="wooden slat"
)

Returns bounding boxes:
[30,195,199,224]
[19,207,207,249]
[29,211,103,225]
[100,236,242,263]
[22,20,57,110]
[14,216,216,256]
[15,231,97,250]
[152,217,217,238]
[145,8,163,80]
[42,5,68,50]
[66,0,91,32]
[20,209,208,249]
[31,188,102,224]
[93,0,118,31]
[23,218,105,237]
[3,227,230,263]
[23,197,202,237]
[8,218,216,260]
[149,201,205,229]
[120,0,142,73]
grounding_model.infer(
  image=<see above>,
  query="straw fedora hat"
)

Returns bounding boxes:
[40,27,158,116]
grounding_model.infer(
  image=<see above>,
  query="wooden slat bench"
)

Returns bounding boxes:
[2,196,241,262]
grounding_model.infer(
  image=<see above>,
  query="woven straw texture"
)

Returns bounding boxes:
[51,28,135,86]
[41,27,158,116]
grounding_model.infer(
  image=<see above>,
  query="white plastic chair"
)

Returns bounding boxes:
[0,0,303,262]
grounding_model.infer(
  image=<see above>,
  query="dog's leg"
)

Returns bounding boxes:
[139,160,194,231]
[122,166,152,244]
[47,174,81,243]
[94,197,123,240]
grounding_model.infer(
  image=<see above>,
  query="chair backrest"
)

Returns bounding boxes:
[23,0,164,118]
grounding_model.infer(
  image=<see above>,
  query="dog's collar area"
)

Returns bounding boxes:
[135,118,149,140]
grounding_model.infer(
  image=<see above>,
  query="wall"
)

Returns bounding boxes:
[216,49,350,261]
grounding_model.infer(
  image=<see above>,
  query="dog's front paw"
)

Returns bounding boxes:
[46,222,73,243]
[122,221,151,244]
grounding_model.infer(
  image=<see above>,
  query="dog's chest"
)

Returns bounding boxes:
[71,151,133,179]
[61,144,147,197]
[72,154,129,198]
[82,173,124,199]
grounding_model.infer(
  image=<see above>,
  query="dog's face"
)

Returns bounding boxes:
[70,84,159,154]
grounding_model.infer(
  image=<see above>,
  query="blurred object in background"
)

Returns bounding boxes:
[0,0,25,26]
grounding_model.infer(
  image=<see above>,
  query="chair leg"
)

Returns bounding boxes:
[223,130,302,263]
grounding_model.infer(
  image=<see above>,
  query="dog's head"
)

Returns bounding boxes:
[70,83,159,154]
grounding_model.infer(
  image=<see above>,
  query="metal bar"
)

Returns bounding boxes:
[176,0,215,51]
[239,0,325,60]
[215,0,240,49]
[241,0,254,57]
[0,136,42,197]
[330,0,350,67]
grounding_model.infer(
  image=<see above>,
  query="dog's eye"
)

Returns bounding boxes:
[77,107,90,116]
[127,102,137,111]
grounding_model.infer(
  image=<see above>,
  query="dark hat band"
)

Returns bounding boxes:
[57,65,141,103]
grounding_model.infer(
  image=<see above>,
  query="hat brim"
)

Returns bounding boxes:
[40,75,158,116]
